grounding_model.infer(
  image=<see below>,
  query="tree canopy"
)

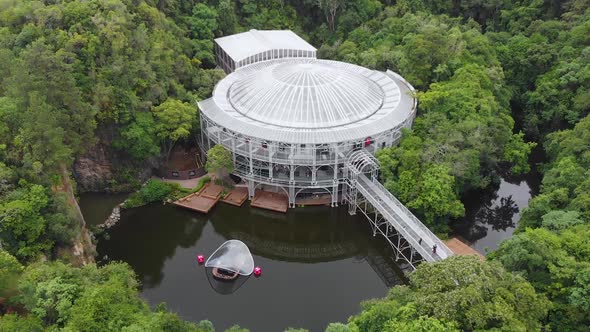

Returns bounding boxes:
[0,0,589,331]
[205,145,234,179]
[347,256,549,332]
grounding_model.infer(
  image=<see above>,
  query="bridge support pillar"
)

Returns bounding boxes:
[331,182,338,207]
[247,179,255,199]
[289,185,295,208]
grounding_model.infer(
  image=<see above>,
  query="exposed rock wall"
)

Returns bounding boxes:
[59,164,96,265]
[73,140,157,193]
[74,144,114,192]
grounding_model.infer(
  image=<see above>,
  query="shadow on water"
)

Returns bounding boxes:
[451,145,545,254]
[97,204,208,288]
[78,192,127,227]
[205,269,251,295]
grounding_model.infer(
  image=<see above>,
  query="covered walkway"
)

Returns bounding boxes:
[344,148,453,269]
[354,174,453,263]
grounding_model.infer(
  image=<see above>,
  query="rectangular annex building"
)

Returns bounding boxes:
[214,29,317,73]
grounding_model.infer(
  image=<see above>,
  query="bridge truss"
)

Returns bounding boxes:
[343,149,453,270]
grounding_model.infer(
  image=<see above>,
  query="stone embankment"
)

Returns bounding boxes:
[98,204,123,229]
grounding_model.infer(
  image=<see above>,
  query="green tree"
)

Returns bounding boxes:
[217,0,238,35]
[152,99,198,160]
[406,164,465,226]
[317,0,343,31]
[189,4,218,40]
[348,256,549,331]
[0,250,23,298]
[0,182,51,260]
[325,322,350,332]
[384,317,457,332]
[491,223,590,330]
[205,145,234,179]
[114,112,160,160]
[0,314,44,332]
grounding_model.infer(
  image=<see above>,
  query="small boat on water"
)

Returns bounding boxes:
[212,267,239,281]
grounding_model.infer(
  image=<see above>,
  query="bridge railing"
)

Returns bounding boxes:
[354,180,434,263]
[366,176,453,259]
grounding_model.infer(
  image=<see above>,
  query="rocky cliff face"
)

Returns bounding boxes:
[73,144,114,192]
[74,140,159,193]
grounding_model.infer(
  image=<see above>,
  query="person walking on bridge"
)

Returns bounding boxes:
[432,244,437,254]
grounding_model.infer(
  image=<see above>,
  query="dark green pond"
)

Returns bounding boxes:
[90,202,402,331]
[81,168,537,331]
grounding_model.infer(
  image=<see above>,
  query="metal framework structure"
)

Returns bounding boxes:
[200,33,416,207]
[199,30,453,269]
[343,164,454,268]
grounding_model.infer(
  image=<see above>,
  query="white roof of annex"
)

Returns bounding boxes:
[215,29,316,63]
[199,58,416,144]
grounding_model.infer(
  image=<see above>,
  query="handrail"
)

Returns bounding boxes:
[369,176,453,258]
[356,174,453,260]
[354,179,438,262]
[202,118,397,166]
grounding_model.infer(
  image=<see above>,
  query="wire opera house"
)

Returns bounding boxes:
[198,30,417,208]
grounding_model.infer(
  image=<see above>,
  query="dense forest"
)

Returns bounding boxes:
[0,0,588,331]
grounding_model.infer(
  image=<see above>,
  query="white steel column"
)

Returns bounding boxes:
[289,185,295,208]
[247,179,255,199]
[268,143,273,181]
[312,145,317,185]
[199,116,206,153]
[332,145,339,206]
[248,140,254,175]
[231,135,236,164]
[289,144,295,183]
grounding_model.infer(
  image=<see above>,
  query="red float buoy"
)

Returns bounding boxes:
[253,266,262,276]
[197,255,205,264]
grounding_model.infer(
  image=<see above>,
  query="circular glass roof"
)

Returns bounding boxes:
[228,60,385,129]
[201,58,414,144]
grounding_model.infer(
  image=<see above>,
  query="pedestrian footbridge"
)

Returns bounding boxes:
[343,149,453,269]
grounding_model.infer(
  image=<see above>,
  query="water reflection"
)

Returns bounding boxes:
[98,205,208,288]
[209,206,362,263]
[453,179,532,254]
[78,192,127,226]
[94,203,400,331]
[452,146,544,254]
[205,270,250,295]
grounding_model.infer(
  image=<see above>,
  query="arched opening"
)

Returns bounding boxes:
[294,187,333,206]
[293,165,313,182]
[254,182,290,198]
[273,164,290,181]
[316,165,335,181]
[345,149,380,177]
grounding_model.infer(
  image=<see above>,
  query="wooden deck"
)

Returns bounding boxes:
[445,237,485,260]
[251,190,288,213]
[200,183,223,199]
[221,187,248,207]
[172,183,223,213]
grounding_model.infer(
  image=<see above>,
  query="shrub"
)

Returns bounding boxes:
[192,176,211,193]
[122,180,185,209]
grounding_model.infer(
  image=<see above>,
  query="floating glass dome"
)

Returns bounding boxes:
[205,240,255,276]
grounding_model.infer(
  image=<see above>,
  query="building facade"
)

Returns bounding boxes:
[198,30,417,207]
